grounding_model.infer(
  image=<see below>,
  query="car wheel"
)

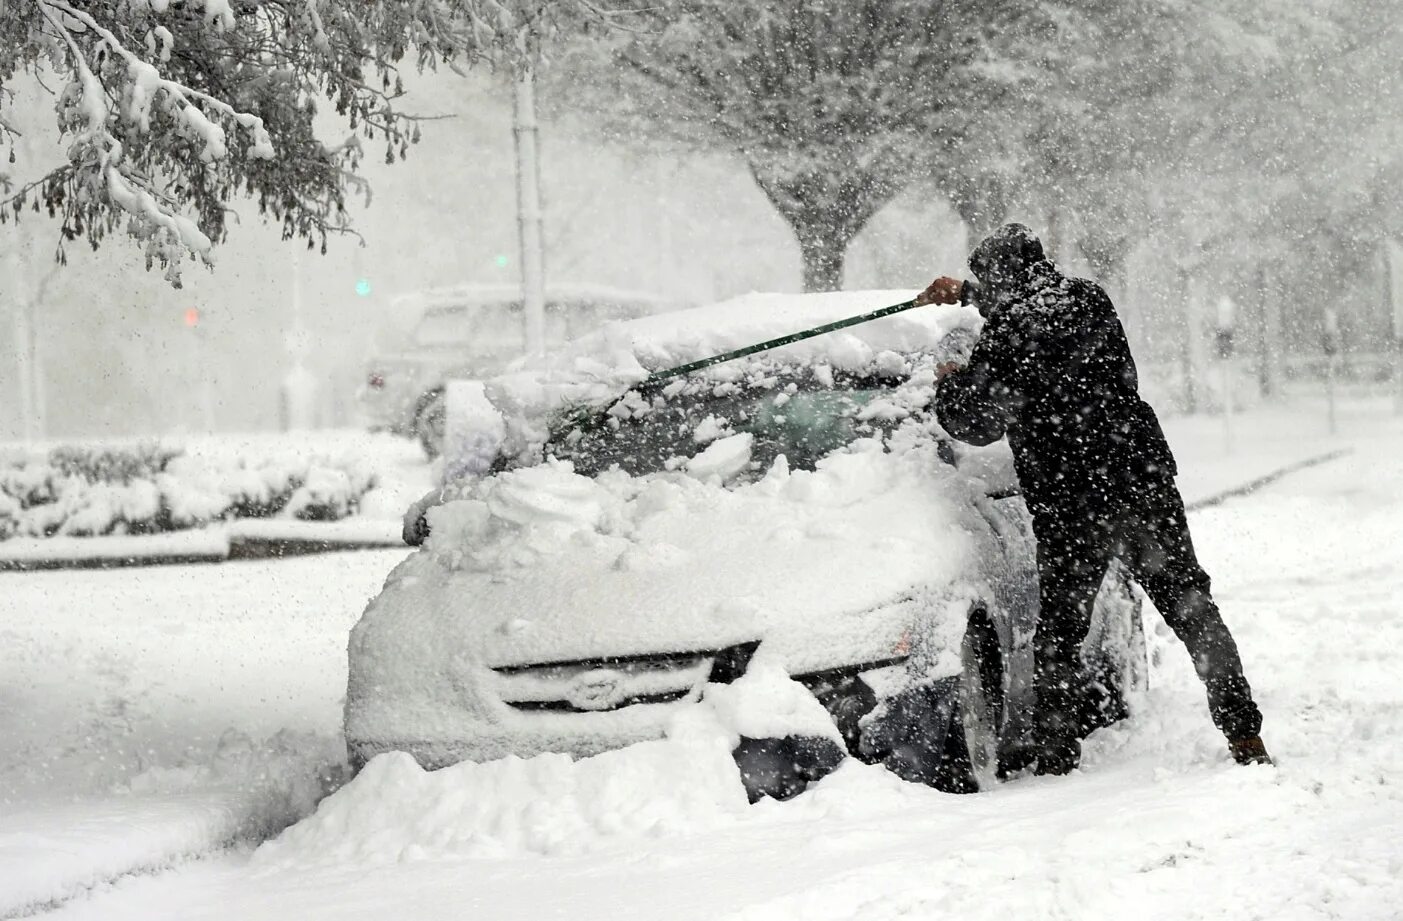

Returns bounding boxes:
[414,388,446,460]
[858,605,1006,794]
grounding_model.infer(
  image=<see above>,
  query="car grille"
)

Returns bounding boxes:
[491,643,758,714]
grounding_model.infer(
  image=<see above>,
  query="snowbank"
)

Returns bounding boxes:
[258,703,760,867]
[255,739,744,867]
[265,650,847,868]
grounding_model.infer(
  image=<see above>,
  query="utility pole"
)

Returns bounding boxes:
[1215,295,1237,454]
[1182,271,1210,414]
[5,115,46,445]
[1385,239,1403,415]
[1256,265,1283,399]
[1323,307,1340,436]
[6,243,37,444]
[511,32,547,358]
[281,247,319,430]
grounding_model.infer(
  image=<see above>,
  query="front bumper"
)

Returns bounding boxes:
[346,694,696,771]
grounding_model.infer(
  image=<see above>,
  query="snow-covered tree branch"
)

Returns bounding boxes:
[0,0,446,283]
[0,0,645,286]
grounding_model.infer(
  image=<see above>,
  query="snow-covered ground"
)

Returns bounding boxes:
[3,399,1401,920]
[0,550,408,914]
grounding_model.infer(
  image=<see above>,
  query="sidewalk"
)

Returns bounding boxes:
[1160,398,1371,506]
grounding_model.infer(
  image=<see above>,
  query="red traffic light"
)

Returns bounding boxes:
[184,307,201,328]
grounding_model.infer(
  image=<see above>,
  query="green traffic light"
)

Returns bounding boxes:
[494,254,509,269]
[355,278,372,297]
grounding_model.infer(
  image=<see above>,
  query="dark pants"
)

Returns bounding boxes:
[1029,478,1263,759]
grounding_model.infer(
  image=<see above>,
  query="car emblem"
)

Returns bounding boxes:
[567,670,626,711]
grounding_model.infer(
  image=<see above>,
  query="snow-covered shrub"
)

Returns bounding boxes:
[285,465,379,521]
[48,444,181,485]
[0,490,20,541]
[53,480,165,537]
[0,445,382,540]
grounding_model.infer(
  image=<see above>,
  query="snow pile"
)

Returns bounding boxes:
[685,432,755,480]
[420,459,622,572]
[265,647,849,869]
[699,649,844,745]
[257,724,747,867]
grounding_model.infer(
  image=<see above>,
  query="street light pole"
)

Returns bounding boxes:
[1323,307,1340,437]
[1215,295,1237,455]
[1388,240,1403,416]
[512,38,547,358]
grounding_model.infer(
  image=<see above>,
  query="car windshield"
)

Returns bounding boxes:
[546,364,915,479]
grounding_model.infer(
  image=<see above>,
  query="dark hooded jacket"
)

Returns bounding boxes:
[935,224,1176,516]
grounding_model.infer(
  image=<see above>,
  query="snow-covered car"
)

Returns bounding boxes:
[358,284,686,458]
[345,291,1147,799]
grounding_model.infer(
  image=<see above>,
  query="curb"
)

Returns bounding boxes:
[0,535,405,572]
[1185,449,1353,513]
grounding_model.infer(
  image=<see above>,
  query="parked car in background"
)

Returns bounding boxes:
[358,284,685,458]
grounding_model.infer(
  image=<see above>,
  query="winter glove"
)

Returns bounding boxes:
[914,276,965,307]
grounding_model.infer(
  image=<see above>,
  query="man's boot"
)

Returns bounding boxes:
[1229,735,1273,766]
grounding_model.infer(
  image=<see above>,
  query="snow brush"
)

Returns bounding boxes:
[562,296,923,433]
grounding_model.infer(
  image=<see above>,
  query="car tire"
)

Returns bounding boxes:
[414,388,447,460]
[859,605,1006,794]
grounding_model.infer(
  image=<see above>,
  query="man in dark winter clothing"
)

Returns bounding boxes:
[916,223,1270,775]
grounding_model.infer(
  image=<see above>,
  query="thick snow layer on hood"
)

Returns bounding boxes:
[362,438,984,672]
[344,436,997,759]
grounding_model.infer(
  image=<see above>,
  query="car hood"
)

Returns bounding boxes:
[351,442,1002,685]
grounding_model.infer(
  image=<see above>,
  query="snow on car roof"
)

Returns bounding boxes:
[559,289,981,376]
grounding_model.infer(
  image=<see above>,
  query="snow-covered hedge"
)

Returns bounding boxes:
[0,444,380,541]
